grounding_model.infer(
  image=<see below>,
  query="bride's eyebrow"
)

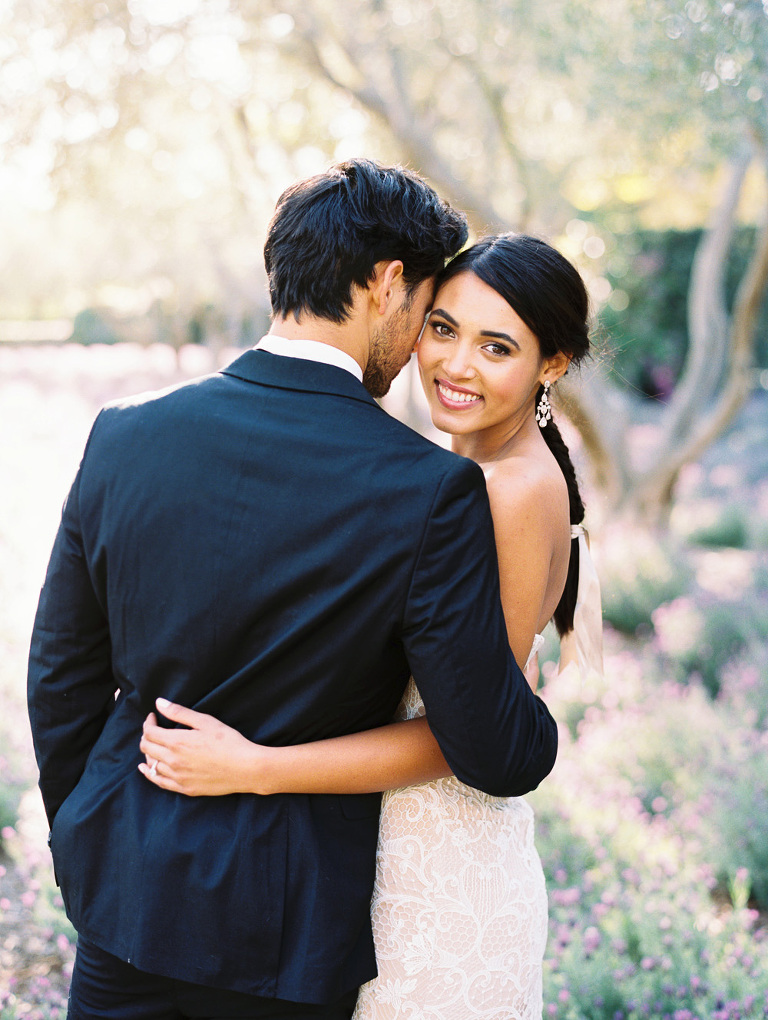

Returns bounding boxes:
[429,307,458,325]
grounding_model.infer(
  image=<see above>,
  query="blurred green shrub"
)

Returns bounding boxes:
[534,667,768,1019]
[599,531,693,635]
[687,504,750,549]
[0,770,24,835]
[709,729,768,911]
[652,592,768,698]
[718,643,768,729]
[69,307,123,345]
[599,226,768,398]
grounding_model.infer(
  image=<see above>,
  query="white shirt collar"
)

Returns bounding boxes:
[254,335,363,383]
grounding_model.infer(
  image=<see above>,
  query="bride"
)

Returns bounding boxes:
[140,233,599,1019]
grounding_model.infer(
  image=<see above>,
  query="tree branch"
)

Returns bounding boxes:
[286,11,505,233]
[450,49,533,230]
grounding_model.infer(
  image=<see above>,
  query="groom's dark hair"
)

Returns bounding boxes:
[264,159,468,323]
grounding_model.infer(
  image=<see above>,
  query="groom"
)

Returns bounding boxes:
[28,159,558,1019]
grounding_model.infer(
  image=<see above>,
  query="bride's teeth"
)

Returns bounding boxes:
[440,384,479,403]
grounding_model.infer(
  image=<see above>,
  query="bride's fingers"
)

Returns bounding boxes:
[141,718,196,754]
[138,759,204,797]
[155,698,216,730]
[138,761,183,792]
[139,733,175,767]
[142,718,185,749]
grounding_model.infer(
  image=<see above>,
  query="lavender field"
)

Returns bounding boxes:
[1,343,767,1019]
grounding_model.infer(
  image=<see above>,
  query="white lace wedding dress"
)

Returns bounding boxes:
[352,638,548,1020]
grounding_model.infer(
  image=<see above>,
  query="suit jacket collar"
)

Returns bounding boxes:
[220,349,379,408]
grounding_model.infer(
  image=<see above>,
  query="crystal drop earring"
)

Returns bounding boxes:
[535,380,552,428]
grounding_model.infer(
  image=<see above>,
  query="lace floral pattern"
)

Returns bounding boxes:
[353,678,548,1020]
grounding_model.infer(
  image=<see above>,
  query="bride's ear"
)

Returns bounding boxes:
[541,351,572,386]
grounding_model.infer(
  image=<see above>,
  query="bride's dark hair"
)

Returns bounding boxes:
[438,233,591,636]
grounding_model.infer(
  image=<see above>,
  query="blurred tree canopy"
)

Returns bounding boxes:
[2,0,768,520]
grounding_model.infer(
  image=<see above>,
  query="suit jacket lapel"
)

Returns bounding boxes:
[221,349,379,408]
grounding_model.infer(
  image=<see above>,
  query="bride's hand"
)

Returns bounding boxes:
[139,698,270,796]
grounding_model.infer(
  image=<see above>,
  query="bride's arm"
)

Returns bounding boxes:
[139,471,561,799]
[139,699,451,797]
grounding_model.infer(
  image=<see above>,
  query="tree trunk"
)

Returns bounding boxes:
[662,148,751,450]
[628,145,767,522]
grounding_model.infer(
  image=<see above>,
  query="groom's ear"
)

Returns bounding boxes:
[370,260,405,316]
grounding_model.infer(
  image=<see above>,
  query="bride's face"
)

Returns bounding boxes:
[417,271,548,440]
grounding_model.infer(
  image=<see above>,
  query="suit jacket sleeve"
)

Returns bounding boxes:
[402,457,558,797]
[27,417,117,828]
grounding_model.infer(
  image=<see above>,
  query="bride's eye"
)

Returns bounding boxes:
[484,342,512,356]
[431,321,455,339]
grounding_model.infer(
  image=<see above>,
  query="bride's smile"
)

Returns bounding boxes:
[435,379,483,407]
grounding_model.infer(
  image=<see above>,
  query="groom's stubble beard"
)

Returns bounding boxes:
[362,293,417,399]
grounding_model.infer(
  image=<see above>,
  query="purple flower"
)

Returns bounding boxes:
[584,926,601,952]
[552,887,581,906]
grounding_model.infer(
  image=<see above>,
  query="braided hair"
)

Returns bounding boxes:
[438,234,591,635]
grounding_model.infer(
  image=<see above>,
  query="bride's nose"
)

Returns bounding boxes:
[441,342,475,381]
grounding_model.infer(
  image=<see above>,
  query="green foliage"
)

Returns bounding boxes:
[687,503,750,548]
[599,229,693,397]
[599,226,768,398]
[652,591,768,698]
[0,718,35,848]
[719,642,768,729]
[0,777,23,835]
[598,530,693,634]
[69,308,121,346]
[535,664,768,1018]
[32,869,78,942]
[0,1004,61,1020]
[710,730,768,911]
[530,660,766,1020]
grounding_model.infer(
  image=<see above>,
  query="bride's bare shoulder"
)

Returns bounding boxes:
[484,449,567,528]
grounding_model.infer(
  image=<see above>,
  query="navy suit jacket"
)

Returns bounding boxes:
[28,349,557,1003]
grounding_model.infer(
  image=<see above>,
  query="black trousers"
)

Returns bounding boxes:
[68,937,359,1020]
